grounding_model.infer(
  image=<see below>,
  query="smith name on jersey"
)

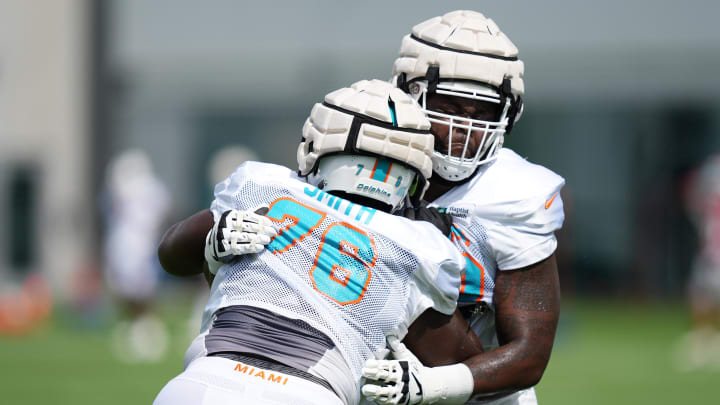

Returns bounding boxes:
[187,161,465,405]
[430,148,566,348]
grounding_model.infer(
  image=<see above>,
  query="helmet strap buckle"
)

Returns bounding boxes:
[425,65,440,94]
[396,73,410,93]
[499,77,520,133]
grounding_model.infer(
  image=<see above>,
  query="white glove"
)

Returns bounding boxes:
[361,336,474,405]
[387,335,420,362]
[204,208,277,274]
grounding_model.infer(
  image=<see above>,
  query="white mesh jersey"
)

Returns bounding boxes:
[428,148,565,347]
[429,148,564,405]
[197,161,464,405]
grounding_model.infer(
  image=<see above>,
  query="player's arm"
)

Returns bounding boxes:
[157,207,276,279]
[363,296,487,405]
[403,307,483,366]
[362,255,560,404]
[157,209,213,277]
[363,308,483,405]
[463,253,560,395]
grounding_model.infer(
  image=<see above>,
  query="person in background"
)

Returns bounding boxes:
[675,153,720,370]
[102,149,171,363]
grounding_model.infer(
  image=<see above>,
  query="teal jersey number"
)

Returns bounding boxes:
[450,224,485,302]
[266,198,325,254]
[266,197,376,305]
[311,222,375,305]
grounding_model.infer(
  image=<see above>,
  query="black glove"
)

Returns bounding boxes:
[401,205,453,237]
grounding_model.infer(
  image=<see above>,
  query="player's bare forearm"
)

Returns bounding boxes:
[463,253,560,394]
[404,308,485,366]
[157,209,213,277]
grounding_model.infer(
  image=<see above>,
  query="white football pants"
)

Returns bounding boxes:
[153,356,344,405]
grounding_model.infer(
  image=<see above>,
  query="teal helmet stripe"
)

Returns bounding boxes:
[387,97,398,127]
[370,158,393,183]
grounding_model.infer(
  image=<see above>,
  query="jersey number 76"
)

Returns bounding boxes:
[265,198,377,305]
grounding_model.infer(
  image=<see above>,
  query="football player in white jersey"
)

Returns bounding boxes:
[361,10,566,405]
[675,153,720,370]
[154,80,486,405]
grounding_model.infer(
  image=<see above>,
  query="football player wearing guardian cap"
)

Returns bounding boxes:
[392,10,524,184]
[361,10,566,405]
[154,80,486,405]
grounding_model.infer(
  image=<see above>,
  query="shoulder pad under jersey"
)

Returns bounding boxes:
[432,148,565,234]
[210,161,296,219]
[381,217,464,315]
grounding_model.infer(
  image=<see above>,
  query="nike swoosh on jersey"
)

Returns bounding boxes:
[545,192,558,209]
[412,373,423,398]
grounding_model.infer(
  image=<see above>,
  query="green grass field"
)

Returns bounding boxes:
[1,294,716,404]
[538,300,717,403]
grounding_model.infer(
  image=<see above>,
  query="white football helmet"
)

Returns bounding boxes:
[315,155,420,212]
[297,79,434,212]
[392,10,525,182]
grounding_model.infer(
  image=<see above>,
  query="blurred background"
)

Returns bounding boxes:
[1,0,719,403]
